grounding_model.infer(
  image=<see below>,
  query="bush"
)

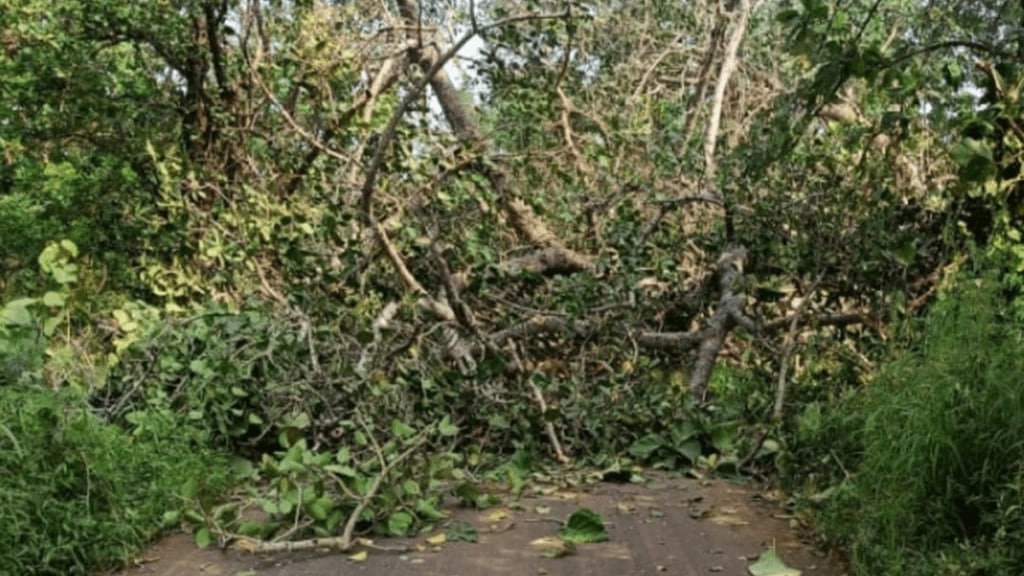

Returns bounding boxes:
[0,382,232,576]
[102,301,319,451]
[812,274,1024,575]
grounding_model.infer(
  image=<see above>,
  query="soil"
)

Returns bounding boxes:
[112,472,846,576]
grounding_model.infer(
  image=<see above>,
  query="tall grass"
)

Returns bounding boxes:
[822,276,1024,574]
[0,383,232,576]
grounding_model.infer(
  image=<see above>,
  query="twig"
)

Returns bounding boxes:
[506,344,570,463]
[773,279,819,420]
[630,32,687,104]
[528,378,570,464]
[739,278,818,471]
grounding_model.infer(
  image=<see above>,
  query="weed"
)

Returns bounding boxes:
[808,273,1024,574]
[0,382,232,576]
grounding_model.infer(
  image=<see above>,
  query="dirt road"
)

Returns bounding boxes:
[114,473,844,576]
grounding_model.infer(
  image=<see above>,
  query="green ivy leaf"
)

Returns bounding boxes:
[52,264,78,285]
[416,497,447,521]
[58,239,78,257]
[560,508,608,544]
[952,138,997,184]
[402,480,422,496]
[324,463,358,478]
[676,440,702,463]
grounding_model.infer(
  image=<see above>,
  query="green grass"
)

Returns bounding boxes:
[0,383,232,576]
[810,275,1024,575]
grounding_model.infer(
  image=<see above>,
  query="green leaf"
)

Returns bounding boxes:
[453,482,483,507]
[447,521,479,542]
[52,264,78,285]
[42,317,62,337]
[710,424,737,453]
[748,547,801,576]
[194,526,213,549]
[261,499,280,515]
[237,520,266,538]
[391,419,416,438]
[306,497,331,521]
[776,9,801,24]
[1,298,38,326]
[282,412,311,429]
[560,508,609,544]
[59,239,79,257]
[943,61,963,87]
[402,480,422,496]
[416,498,447,521]
[438,415,459,437]
[670,421,699,443]
[627,433,666,460]
[324,464,358,478]
[676,440,702,463]
[387,511,414,536]
[41,291,65,307]
[161,510,180,527]
[952,138,997,184]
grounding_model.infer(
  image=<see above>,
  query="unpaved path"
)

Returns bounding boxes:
[114,473,845,576]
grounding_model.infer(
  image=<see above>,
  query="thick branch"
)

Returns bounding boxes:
[490,315,595,346]
[687,246,749,397]
[703,0,753,181]
[396,0,593,274]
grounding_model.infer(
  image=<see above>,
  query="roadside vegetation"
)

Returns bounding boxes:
[2,0,1023,574]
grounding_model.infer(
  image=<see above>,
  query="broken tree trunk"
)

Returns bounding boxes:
[396,0,593,275]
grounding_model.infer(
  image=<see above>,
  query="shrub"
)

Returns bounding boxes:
[0,382,232,576]
[813,273,1024,575]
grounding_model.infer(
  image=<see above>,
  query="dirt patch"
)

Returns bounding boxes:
[113,473,844,576]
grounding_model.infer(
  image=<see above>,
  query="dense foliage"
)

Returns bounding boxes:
[793,272,1024,574]
[0,383,230,575]
[4,0,1024,574]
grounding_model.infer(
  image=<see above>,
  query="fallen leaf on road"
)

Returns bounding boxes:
[748,547,800,576]
[348,550,368,563]
[708,514,750,526]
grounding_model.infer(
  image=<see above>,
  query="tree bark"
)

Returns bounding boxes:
[396,0,593,274]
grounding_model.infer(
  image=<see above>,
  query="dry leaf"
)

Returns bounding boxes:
[530,536,564,548]
[708,514,750,527]
[348,550,368,563]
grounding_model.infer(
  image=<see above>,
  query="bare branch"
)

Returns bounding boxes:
[687,246,748,397]
[395,0,593,274]
[773,279,820,420]
[703,0,756,181]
